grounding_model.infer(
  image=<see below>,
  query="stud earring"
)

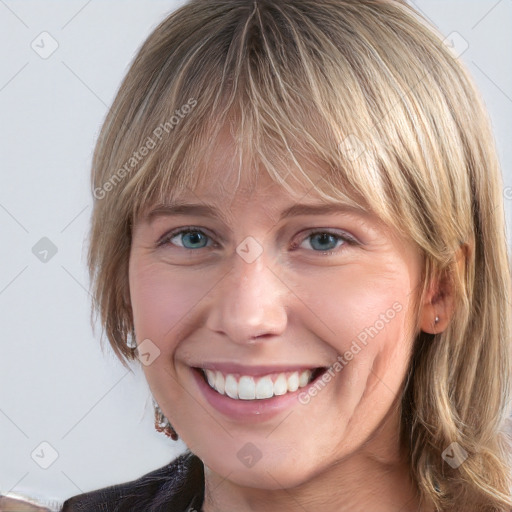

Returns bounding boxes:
[153,400,178,441]
[434,315,439,324]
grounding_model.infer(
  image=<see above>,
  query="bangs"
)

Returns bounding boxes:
[124,89,380,224]
[98,0,472,260]
[112,0,412,234]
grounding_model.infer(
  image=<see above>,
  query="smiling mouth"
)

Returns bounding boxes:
[196,367,326,400]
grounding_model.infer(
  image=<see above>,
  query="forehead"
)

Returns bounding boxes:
[182,165,311,207]
[135,118,401,246]
[163,122,328,207]
[145,164,380,230]
[133,113,387,233]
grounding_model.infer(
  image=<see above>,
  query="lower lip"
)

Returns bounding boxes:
[191,367,324,422]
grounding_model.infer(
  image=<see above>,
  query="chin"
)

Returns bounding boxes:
[203,448,318,490]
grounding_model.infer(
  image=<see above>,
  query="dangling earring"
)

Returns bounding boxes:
[153,399,178,441]
[126,331,137,350]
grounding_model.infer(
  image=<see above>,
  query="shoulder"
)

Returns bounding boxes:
[59,451,204,512]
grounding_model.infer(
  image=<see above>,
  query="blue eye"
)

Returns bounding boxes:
[299,231,354,253]
[160,229,212,249]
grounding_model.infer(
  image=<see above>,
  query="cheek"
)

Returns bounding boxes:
[129,259,210,349]
[295,264,416,440]
[295,260,415,354]
[343,267,416,400]
[291,259,418,417]
[128,258,215,403]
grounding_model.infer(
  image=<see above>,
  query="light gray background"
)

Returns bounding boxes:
[0,0,511,508]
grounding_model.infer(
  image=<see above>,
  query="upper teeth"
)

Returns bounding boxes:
[203,369,314,400]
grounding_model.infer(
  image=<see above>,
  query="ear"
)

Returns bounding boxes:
[419,243,469,334]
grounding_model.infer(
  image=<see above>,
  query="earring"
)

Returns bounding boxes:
[126,329,137,352]
[433,315,440,333]
[153,400,179,441]
[126,331,137,349]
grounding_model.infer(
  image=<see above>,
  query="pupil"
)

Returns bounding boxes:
[313,233,336,250]
[185,231,205,247]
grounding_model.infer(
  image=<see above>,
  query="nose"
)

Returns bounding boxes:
[205,246,289,344]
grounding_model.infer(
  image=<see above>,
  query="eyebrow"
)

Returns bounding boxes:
[145,202,369,223]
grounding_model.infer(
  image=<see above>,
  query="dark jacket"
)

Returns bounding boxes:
[60,451,204,511]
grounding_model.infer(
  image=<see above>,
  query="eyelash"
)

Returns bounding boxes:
[156,226,358,255]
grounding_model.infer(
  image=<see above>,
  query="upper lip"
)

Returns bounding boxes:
[193,363,326,376]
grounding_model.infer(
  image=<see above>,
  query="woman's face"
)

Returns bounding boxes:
[129,131,424,489]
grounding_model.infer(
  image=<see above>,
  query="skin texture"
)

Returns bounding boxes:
[128,128,447,512]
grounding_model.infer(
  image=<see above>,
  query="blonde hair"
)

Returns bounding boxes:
[87,0,512,509]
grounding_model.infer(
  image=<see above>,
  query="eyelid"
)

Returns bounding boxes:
[298,228,359,244]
